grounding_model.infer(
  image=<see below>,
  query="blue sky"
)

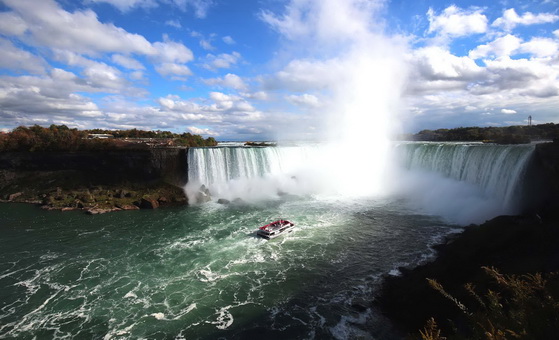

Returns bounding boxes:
[0,0,558,140]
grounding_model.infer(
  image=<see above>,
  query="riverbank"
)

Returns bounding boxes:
[376,140,559,338]
[375,213,559,338]
[0,148,188,213]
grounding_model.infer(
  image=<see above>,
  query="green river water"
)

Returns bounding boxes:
[0,196,456,339]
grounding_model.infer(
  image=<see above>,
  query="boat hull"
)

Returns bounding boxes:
[256,224,295,239]
[256,220,295,239]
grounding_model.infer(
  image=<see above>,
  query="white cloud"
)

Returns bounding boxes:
[2,0,156,55]
[155,63,192,78]
[53,50,132,92]
[88,0,213,18]
[482,57,557,96]
[153,37,194,64]
[492,8,559,31]
[554,30,559,39]
[259,0,382,44]
[0,38,47,74]
[266,58,343,92]
[468,34,522,59]
[88,0,157,12]
[286,93,321,108]
[199,40,215,51]
[0,70,105,125]
[222,36,235,45]
[241,91,269,101]
[413,46,483,81]
[165,19,182,28]
[501,108,517,114]
[111,54,145,70]
[188,126,218,136]
[519,38,559,58]
[202,52,241,71]
[0,11,28,36]
[427,5,488,38]
[204,73,247,90]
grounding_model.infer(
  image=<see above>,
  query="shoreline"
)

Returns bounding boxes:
[0,180,188,214]
[375,212,559,338]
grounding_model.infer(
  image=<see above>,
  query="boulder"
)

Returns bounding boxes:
[8,192,23,201]
[217,198,230,205]
[116,204,140,210]
[117,189,129,198]
[139,197,159,209]
[196,185,212,203]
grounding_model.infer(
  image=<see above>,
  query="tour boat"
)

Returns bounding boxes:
[256,219,295,239]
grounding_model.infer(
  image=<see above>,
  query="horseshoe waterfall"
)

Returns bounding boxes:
[1,142,539,339]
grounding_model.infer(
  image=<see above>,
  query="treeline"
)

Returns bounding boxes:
[0,125,217,152]
[408,123,559,144]
[86,128,217,147]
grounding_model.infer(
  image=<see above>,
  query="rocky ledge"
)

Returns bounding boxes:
[375,214,559,338]
[1,179,187,214]
[375,141,559,339]
[0,148,188,213]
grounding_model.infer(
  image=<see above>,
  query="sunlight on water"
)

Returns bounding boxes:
[0,199,457,339]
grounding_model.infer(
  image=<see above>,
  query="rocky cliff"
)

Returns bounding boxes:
[0,147,189,212]
[376,140,559,338]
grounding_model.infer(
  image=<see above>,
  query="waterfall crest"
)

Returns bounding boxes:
[186,146,320,202]
[185,143,535,223]
[393,142,535,222]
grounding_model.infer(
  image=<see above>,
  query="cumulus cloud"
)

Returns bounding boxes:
[0,38,47,74]
[2,0,156,55]
[53,50,131,92]
[204,73,247,90]
[427,5,488,38]
[468,34,522,59]
[265,58,344,92]
[155,63,192,79]
[0,11,28,36]
[88,0,214,18]
[286,93,321,108]
[492,8,559,32]
[202,52,241,71]
[87,0,157,12]
[111,54,145,70]
[0,70,105,127]
[153,36,194,64]
[222,36,235,45]
[501,108,517,114]
[260,0,382,45]
[519,38,559,58]
[188,126,218,136]
[165,20,182,28]
[413,46,483,81]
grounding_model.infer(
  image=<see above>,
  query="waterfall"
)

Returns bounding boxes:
[185,143,536,223]
[186,146,320,202]
[393,142,535,222]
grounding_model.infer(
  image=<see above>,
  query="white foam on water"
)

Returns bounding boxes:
[150,312,165,320]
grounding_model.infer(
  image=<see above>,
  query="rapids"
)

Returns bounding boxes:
[0,142,535,339]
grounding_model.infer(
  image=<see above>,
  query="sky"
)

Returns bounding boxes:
[0,0,558,140]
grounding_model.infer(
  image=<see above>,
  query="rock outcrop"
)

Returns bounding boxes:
[0,147,189,212]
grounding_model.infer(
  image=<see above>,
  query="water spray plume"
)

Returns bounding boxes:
[186,0,410,202]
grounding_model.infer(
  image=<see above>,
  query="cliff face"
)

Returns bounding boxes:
[0,147,188,187]
[376,141,559,338]
[0,148,189,212]
[533,141,559,217]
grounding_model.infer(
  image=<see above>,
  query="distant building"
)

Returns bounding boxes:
[87,133,114,139]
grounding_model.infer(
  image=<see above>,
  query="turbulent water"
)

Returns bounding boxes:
[0,143,535,339]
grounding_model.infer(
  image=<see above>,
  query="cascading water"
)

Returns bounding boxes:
[391,142,536,224]
[185,145,327,203]
[186,142,536,224]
